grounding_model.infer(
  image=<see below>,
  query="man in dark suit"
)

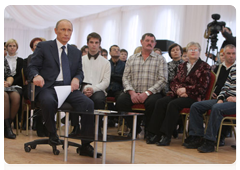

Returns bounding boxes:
[28,19,98,157]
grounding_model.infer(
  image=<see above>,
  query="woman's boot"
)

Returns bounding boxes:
[4,119,16,139]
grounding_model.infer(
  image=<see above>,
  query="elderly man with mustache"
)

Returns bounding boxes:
[117,33,168,139]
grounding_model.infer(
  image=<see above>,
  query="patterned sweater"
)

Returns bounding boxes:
[217,64,236,101]
[170,58,211,102]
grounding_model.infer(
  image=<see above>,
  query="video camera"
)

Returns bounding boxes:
[204,14,226,62]
[204,14,226,39]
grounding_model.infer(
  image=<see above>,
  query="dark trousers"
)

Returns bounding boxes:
[36,84,94,145]
[116,92,163,132]
[147,96,196,138]
[71,91,105,127]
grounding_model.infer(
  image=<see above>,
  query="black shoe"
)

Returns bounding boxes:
[4,119,16,139]
[184,136,203,149]
[146,135,161,144]
[80,144,102,158]
[197,139,215,153]
[49,133,62,145]
[172,129,178,139]
[156,135,171,146]
[145,131,155,141]
[231,145,236,149]
[69,125,81,137]
[183,135,195,146]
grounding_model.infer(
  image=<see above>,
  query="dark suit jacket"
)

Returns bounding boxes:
[12,57,23,87]
[27,39,84,97]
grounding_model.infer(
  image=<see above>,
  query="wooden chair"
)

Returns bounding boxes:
[180,71,217,143]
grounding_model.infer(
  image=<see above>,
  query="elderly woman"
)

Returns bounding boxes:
[146,42,211,146]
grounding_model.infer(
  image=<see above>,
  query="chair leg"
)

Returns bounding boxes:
[16,113,19,135]
[216,119,224,152]
[182,114,189,144]
[121,118,125,136]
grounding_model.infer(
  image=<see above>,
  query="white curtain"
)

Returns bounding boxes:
[4,5,236,63]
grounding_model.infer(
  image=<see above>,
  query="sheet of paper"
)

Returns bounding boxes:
[54,86,71,108]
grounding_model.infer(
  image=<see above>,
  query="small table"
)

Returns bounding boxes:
[62,110,144,164]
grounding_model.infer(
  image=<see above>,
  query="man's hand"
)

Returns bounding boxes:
[128,90,140,104]
[211,92,217,99]
[33,75,45,87]
[138,92,148,103]
[71,78,79,92]
[83,87,93,98]
[226,96,236,103]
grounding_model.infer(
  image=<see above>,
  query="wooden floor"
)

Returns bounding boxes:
[4,125,236,168]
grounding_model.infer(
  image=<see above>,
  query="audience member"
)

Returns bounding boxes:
[80,45,88,56]
[101,48,108,59]
[4,57,20,139]
[184,44,236,147]
[106,45,125,126]
[211,48,225,71]
[28,19,98,158]
[117,33,168,138]
[146,42,211,146]
[70,32,110,135]
[221,26,236,49]
[119,49,128,62]
[133,46,142,54]
[181,47,188,62]
[184,64,236,153]
[166,43,184,137]
[5,39,24,129]
[154,48,162,55]
[23,37,45,136]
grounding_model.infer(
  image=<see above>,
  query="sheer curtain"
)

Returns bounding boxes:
[4,5,236,62]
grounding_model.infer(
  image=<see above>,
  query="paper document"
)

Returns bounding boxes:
[95,110,118,114]
[54,86,71,108]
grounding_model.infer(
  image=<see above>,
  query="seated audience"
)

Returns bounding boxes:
[133,46,142,54]
[184,44,236,149]
[184,64,236,153]
[146,42,211,146]
[119,49,128,62]
[4,39,24,138]
[101,48,108,59]
[106,45,125,126]
[154,48,162,55]
[181,47,188,62]
[117,33,168,138]
[80,45,88,56]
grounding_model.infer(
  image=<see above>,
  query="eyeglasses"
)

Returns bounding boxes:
[188,49,199,52]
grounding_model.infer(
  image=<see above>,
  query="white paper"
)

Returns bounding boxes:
[54,86,71,108]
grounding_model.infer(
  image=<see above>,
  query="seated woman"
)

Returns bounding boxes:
[4,39,23,137]
[146,42,211,146]
[4,57,20,139]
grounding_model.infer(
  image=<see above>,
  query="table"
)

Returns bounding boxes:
[62,110,144,164]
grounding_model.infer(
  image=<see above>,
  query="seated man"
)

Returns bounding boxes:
[28,19,97,157]
[70,32,111,134]
[184,64,236,153]
[116,33,168,137]
[106,45,125,126]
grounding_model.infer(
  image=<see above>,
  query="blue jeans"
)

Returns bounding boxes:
[189,99,236,142]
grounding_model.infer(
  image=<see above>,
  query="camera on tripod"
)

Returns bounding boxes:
[204,14,226,62]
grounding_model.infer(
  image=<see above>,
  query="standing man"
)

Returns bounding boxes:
[117,33,168,138]
[28,19,98,158]
[70,32,111,134]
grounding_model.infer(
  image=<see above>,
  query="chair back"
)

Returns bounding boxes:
[204,71,217,100]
